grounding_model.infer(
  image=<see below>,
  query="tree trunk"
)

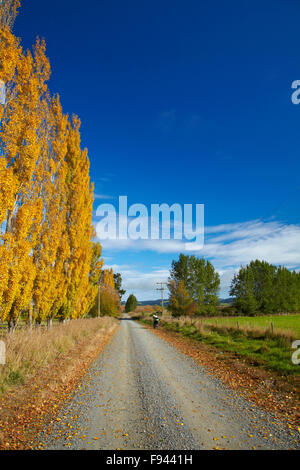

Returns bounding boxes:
[47,318,52,330]
[6,208,13,234]
[8,319,16,333]
[28,307,33,331]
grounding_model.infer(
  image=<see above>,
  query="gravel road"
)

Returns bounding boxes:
[41,317,299,450]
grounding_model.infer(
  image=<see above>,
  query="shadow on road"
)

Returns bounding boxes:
[118,316,142,321]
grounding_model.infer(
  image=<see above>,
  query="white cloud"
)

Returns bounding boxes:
[99,219,300,299]
[94,194,114,200]
[98,219,300,264]
[104,264,169,301]
[203,220,300,269]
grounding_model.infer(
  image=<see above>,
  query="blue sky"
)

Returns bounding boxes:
[15,0,300,300]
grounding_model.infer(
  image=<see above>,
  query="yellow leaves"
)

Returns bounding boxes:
[0,8,98,327]
[102,268,115,288]
[0,28,21,82]
[0,159,16,223]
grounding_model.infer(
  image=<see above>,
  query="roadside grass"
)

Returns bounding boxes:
[139,315,300,376]
[0,317,117,395]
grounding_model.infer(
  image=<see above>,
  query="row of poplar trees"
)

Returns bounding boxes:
[0,1,118,329]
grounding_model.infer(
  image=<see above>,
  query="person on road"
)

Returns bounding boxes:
[153,314,160,329]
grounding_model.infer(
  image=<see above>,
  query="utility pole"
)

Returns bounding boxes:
[98,272,104,317]
[156,282,167,316]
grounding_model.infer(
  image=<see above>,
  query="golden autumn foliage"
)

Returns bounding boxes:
[0,2,118,328]
[33,96,69,325]
[102,268,115,289]
[99,287,120,317]
[61,116,95,320]
[167,280,197,318]
[0,29,51,327]
[88,266,121,318]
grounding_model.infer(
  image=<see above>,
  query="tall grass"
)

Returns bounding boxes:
[0,317,117,394]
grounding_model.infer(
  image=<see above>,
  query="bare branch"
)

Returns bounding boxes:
[0,0,20,30]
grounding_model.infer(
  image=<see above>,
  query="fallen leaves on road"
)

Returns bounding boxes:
[146,324,300,430]
[0,321,119,450]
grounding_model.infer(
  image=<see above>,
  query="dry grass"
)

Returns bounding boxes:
[0,317,117,395]
[134,305,159,315]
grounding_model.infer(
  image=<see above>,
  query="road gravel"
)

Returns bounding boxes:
[41,317,299,450]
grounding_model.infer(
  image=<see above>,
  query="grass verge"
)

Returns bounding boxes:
[139,315,299,376]
[0,317,119,449]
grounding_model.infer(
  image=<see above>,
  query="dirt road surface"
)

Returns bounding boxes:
[41,317,299,450]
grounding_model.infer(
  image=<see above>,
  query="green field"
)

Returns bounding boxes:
[139,313,300,375]
[202,314,300,337]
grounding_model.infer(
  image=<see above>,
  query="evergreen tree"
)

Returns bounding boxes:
[125,294,138,313]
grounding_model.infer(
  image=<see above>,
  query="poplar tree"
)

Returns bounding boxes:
[0,33,50,329]
[0,1,115,327]
[61,117,94,319]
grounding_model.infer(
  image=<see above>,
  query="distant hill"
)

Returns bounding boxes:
[138,299,168,306]
[219,298,234,304]
[121,299,166,306]
[122,297,234,306]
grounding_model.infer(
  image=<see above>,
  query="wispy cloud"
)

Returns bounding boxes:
[98,219,300,299]
[97,219,300,265]
[93,193,115,200]
[104,264,169,300]
[203,220,300,269]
